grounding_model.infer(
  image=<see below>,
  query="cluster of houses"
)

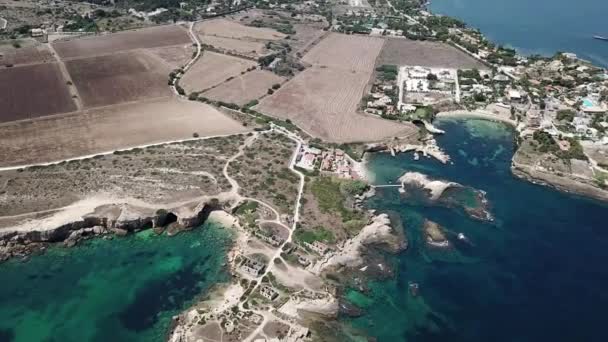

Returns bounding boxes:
[295,146,361,179]
[399,66,458,107]
[365,82,397,116]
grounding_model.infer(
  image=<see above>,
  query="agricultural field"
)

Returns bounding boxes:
[180,51,256,93]
[290,23,328,55]
[255,33,416,142]
[377,38,488,69]
[0,63,77,123]
[301,33,384,71]
[147,43,195,69]
[200,35,267,58]
[195,18,286,41]
[201,70,285,106]
[0,97,250,167]
[52,24,191,59]
[0,41,54,67]
[65,50,172,108]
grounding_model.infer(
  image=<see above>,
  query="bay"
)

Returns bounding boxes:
[429,0,608,68]
[345,118,608,341]
[0,221,231,342]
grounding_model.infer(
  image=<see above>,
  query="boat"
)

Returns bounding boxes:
[457,233,466,240]
[593,35,608,41]
[408,281,420,297]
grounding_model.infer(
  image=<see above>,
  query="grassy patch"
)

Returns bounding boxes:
[294,226,335,244]
[310,177,365,222]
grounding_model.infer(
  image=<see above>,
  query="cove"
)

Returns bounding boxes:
[429,0,608,68]
[0,221,232,342]
[346,118,608,341]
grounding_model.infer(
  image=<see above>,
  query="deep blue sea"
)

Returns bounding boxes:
[344,119,608,341]
[429,0,608,68]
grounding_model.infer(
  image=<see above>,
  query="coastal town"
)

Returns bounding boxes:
[0,0,608,341]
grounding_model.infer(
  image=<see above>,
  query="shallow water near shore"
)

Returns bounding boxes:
[347,118,608,341]
[0,221,231,342]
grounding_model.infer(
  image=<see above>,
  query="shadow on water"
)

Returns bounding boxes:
[119,256,210,332]
[0,329,14,342]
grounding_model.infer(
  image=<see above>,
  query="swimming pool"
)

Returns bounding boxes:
[583,98,594,108]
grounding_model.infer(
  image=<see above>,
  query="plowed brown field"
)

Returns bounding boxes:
[377,38,488,69]
[52,25,191,59]
[180,51,256,93]
[301,33,384,71]
[200,35,266,58]
[201,70,284,106]
[195,19,286,41]
[255,66,414,142]
[255,33,415,143]
[0,63,77,123]
[0,97,250,167]
[0,45,54,66]
[65,50,172,108]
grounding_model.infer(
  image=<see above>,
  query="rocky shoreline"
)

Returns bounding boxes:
[511,161,608,202]
[0,200,221,262]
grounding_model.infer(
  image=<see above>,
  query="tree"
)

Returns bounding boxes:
[426,73,438,81]
[556,109,575,122]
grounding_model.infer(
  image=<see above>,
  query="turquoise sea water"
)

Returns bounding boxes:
[0,221,231,342]
[345,119,608,341]
[429,0,608,68]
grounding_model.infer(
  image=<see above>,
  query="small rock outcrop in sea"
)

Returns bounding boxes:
[398,172,494,222]
[423,219,450,248]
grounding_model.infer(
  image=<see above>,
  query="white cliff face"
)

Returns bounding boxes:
[311,214,400,274]
[398,172,458,200]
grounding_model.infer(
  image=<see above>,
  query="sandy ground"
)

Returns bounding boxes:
[181,51,256,92]
[278,295,338,319]
[0,96,250,167]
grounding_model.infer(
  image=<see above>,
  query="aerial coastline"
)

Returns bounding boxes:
[1,0,608,341]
